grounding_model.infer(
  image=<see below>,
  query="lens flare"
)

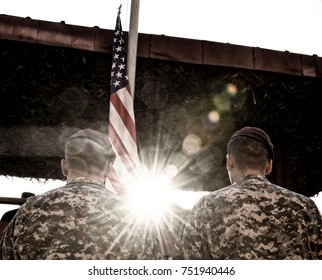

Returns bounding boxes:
[182,134,202,156]
[208,110,220,123]
[165,164,178,178]
[203,110,220,130]
[226,83,238,96]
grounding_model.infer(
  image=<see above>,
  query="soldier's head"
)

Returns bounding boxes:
[226,127,274,183]
[61,128,116,181]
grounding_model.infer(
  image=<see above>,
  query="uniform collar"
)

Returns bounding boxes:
[66,177,105,188]
[237,174,269,184]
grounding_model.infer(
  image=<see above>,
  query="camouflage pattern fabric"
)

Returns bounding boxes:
[172,174,322,259]
[0,177,161,260]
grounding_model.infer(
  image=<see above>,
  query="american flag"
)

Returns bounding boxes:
[106,12,140,195]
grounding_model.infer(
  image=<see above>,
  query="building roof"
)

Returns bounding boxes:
[1,14,321,77]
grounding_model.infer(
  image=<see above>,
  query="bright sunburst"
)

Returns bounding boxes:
[125,166,174,224]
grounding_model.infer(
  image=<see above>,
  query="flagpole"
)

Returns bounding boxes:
[127,0,140,97]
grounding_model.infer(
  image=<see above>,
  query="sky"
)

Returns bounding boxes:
[1,0,322,215]
[2,0,322,56]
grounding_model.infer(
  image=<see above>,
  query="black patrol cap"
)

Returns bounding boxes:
[21,192,35,198]
[230,127,274,160]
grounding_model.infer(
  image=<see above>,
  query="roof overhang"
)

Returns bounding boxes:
[1,14,321,77]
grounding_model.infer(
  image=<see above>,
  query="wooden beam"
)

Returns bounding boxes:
[0,197,26,205]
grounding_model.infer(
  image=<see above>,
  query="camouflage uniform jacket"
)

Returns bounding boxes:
[172,174,322,259]
[0,177,160,260]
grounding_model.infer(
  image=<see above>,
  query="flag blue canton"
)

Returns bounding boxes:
[110,16,129,93]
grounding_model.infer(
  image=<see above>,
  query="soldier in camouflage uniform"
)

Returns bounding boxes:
[172,127,322,259]
[0,128,160,260]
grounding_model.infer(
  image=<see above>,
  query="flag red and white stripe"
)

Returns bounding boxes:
[106,11,139,195]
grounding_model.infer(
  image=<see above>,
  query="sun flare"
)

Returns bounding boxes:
[125,168,174,223]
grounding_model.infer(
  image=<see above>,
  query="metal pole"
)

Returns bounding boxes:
[127,0,140,97]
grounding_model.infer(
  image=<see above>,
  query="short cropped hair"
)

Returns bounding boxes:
[227,136,269,172]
